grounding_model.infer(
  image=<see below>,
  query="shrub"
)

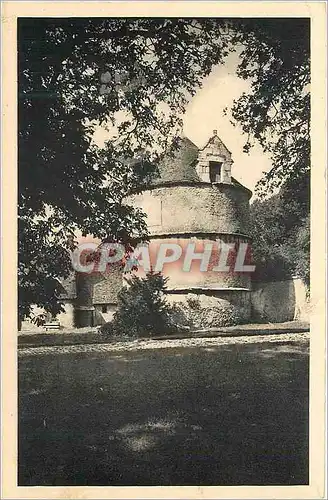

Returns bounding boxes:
[100,271,177,338]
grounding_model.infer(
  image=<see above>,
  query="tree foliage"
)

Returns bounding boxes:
[250,190,310,286]
[18,18,310,318]
[228,19,310,196]
[227,19,310,287]
[18,18,232,318]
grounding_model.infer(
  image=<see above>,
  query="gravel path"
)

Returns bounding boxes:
[18,331,309,357]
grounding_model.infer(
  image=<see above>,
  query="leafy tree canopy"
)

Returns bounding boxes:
[228,18,310,196]
[18,18,310,317]
[250,188,310,286]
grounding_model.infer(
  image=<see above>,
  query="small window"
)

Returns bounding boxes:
[209,161,222,183]
[101,305,108,313]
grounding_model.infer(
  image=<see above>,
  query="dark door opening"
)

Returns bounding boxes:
[209,161,222,183]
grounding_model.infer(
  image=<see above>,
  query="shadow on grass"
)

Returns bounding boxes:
[19,341,309,486]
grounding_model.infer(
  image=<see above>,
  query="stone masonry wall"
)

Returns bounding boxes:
[129,183,251,237]
[133,235,252,290]
[251,278,310,323]
[167,290,251,328]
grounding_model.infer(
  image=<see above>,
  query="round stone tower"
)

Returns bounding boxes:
[129,131,253,328]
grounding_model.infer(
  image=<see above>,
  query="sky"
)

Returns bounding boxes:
[93,51,272,196]
[183,52,272,194]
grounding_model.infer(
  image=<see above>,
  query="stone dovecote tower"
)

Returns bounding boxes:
[69,130,253,328]
[129,131,253,328]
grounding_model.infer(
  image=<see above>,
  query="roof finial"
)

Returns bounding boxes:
[213,129,217,136]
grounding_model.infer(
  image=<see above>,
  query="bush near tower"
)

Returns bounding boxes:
[100,271,178,338]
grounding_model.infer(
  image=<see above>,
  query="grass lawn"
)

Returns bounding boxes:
[18,339,309,486]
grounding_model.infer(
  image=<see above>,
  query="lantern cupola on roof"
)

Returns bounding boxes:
[196,130,233,184]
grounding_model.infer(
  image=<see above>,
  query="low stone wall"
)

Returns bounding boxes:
[251,278,310,323]
[21,279,309,332]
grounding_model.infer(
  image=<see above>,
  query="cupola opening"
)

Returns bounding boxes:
[209,161,222,183]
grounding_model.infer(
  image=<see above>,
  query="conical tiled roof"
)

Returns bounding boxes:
[146,132,251,197]
[152,136,200,185]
